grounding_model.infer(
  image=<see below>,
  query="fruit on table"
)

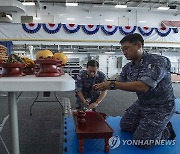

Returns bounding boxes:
[53,52,68,65]
[36,50,53,59]
[22,57,35,67]
[3,54,24,64]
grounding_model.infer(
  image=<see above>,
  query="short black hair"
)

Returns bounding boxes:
[120,33,144,47]
[87,60,99,68]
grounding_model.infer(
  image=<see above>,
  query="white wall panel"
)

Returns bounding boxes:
[11,4,180,27]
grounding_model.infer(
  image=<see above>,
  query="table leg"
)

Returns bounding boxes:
[8,92,20,154]
[79,139,84,153]
[104,138,110,152]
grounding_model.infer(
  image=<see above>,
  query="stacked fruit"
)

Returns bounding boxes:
[3,54,24,64]
[22,57,35,67]
[36,50,68,65]
[0,45,8,61]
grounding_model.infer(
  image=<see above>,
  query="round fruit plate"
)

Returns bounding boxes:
[23,65,35,75]
[0,63,25,77]
[35,59,63,77]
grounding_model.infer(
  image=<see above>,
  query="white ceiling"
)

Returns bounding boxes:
[18,0,180,8]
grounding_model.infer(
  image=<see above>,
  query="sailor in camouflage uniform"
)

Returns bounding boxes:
[94,33,176,148]
[75,60,107,110]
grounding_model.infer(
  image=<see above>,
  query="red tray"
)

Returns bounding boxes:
[35,59,62,65]
[23,66,35,75]
[0,63,25,77]
[35,59,63,77]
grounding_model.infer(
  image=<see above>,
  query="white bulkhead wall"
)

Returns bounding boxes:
[12,3,180,27]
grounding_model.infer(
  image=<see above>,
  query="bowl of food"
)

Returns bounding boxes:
[0,54,25,77]
[35,50,62,77]
[54,52,68,75]
[22,57,35,75]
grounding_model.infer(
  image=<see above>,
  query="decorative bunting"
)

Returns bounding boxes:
[101,25,118,35]
[22,23,41,33]
[155,27,171,37]
[119,26,136,35]
[172,28,178,33]
[63,24,80,33]
[21,23,178,38]
[82,25,100,35]
[138,27,154,36]
[43,23,61,34]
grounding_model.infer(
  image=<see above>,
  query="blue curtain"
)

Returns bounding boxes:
[0,41,13,55]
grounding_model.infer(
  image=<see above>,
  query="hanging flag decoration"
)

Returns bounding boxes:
[155,27,171,37]
[101,25,118,35]
[63,24,80,33]
[82,25,100,35]
[119,26,136,35]
[22,23,41,33]
[138,27,154,36]
[172,28,178,33]
[43,23,61,34]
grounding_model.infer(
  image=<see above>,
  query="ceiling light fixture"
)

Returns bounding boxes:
[105,52,116,54]
[6,15,12,21]
[66,18,75,21]
[157,6,169,10]
[63,51,74,53]
[115,5,127,8]
[33,17,41,20]
[22,2,35,6]
[65,3,78,7]
[105,19,114,22]
[139,21,147,23]
[85,16,92,19]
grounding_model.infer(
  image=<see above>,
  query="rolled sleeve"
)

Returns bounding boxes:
[117,65,129,82]
[139,76,157,88]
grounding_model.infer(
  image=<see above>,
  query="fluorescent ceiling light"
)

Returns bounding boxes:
[63,51,74,54]
[115,5,127,8]
[139,21,147,23]
[157,6,169,10]
[65,3,78,6]
[22,2,35,6]
[33,17,41,20]
[105,52,115,54]
[59,14,66,16]
[66,18,75,21]
[105,19,114,22]
[85,16,92,19]
[6,15,12,20]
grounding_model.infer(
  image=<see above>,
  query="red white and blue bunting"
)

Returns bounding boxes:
[43,23,61,34]
[119,26,136,35]
[21,23,179,37]
[22,23,41,33]
[63,24,80,33]
[155,27,171,37]
[138,27,154,36]
[82,25,100,35]
[172,28,178,33]
[101,25,118,35]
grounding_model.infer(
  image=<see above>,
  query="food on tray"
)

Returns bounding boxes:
[53,52,68,65]
[22,57,35,67]
[3,54,24,64]
[0,45,8,61]
[36,50,53,59]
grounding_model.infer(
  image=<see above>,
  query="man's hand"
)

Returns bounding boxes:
[83,100,89,107]
[87,102,98,109]
[93,81,111,91]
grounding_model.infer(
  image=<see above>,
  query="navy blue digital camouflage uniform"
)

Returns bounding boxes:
[75,70,106,109]
[119,52,175,147]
